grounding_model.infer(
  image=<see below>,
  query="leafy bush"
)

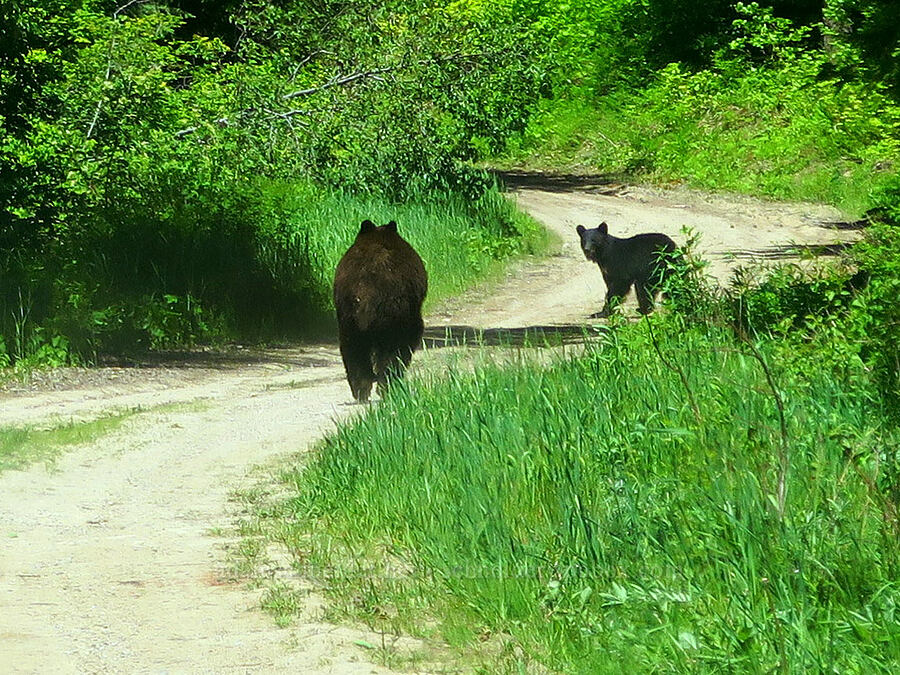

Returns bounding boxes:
[728,263,861,334]
[720,216,899,415]
[867,173,900,225]
[659,227,721,320]
[848,223,900,411]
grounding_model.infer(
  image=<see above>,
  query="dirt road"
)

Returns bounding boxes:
[0,178,856,673]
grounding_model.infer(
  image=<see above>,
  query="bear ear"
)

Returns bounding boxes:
[360,219,376,234]
[576,225,586,236]
[384,220,398,232]
[598,222,608,235]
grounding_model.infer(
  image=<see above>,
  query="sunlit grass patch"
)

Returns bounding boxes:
[500,60,900,215]
[0,412,135,472]
[253,316,900,672]
[0,400,210,473]
[259,181,553,316]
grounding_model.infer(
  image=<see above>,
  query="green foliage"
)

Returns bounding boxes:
[510,62,899,209]
[846,224,900,410]
[1,0,554,363]
[729,263,859,334]
[659,227,720,319]
[727,2,818,64]
[868,172,900,224]
[266,316,899,671]
[824,0,900,94]
[502,2,900,212]
[722,220,900,415]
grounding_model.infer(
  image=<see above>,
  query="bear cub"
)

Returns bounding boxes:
[576,222,679,317]
[333,219,428,402]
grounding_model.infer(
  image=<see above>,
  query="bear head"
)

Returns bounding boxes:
[575,222,609,263]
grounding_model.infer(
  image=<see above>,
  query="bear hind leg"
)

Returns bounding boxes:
[340,339,375,403]
[592,277,632,318]
[635,281,656,315]
[374,344,414,398]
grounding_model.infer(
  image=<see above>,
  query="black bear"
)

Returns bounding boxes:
[333,219,428,402]
[576,222,679,317]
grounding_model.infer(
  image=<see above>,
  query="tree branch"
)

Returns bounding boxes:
[86,40,116,140]
[113,0,151,19]
[173,51,489,140]
[86,0,154,139]
[736,327,790,520]
[174,66,393,139]
[280,65,396,101]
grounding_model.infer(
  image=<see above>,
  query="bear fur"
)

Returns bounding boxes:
[333,219,428,402]
[576,222,679,317]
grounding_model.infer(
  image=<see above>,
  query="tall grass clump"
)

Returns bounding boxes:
[250,180,548,319]
[269,317,899,672]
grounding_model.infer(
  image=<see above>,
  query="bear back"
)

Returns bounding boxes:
[333,220,428,334]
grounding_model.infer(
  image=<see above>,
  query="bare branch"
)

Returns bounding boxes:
[280,65,397,101]
[260,108,311,126]
[113,0,150,19]
[86,39,116,140]
[173,51,491,140]
[86,0,154,139]
[173,66,393,139]
[644,314,702,426]
[289,50,334,82]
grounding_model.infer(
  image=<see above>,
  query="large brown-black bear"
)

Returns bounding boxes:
[576,222,679,317]
[333,219,428,402]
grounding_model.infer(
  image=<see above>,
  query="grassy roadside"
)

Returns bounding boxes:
[498,59,900,216]
[233,314,900,672]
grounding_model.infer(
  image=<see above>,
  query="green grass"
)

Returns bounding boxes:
[0,412,136,472]
[245,317,900,672]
